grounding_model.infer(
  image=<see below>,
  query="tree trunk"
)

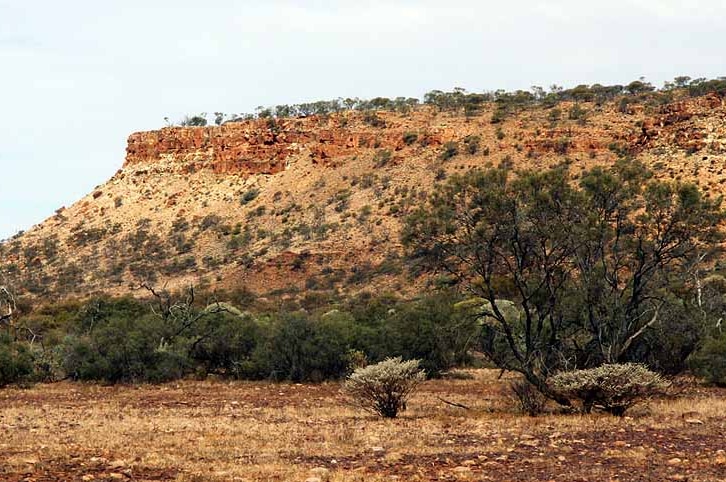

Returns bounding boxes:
[525,372,571,407]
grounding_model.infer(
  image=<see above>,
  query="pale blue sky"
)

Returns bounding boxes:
[1,0,724,240]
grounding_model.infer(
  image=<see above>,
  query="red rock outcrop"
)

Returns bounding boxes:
[634,93,725,152]
[124,115,442,175]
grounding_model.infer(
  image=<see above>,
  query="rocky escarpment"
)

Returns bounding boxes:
[636,93,726,153]
[125,116,443,175]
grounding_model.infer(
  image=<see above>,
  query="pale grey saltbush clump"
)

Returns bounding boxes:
[549,363,670,416]
[343,357,425,418]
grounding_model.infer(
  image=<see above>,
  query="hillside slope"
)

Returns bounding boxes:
[2,91,725,302]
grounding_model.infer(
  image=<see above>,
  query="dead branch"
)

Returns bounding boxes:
[436,396,471,410]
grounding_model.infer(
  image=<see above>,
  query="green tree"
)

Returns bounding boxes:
[180,113,208,127]
[625,79,655,95]
[403,163,722,403]
[0,333,34,387]
[382,292,479,377]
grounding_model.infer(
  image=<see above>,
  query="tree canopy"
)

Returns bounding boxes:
[403,162,724,402]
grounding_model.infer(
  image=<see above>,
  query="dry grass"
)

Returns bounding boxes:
[1,370,725,481]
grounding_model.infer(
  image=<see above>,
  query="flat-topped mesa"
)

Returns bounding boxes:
[124,115,440,175]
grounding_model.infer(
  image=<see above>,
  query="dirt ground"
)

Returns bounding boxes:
[1,370,725,482]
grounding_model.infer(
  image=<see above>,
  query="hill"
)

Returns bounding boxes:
[2,82,726,304]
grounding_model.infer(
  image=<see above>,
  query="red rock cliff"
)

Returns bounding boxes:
[124,116,442,175]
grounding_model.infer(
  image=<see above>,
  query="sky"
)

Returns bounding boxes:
[1,0,724,240]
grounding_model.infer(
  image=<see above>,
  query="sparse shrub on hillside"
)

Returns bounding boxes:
[625,80,655,95]
[331,189,351,213]
[343,357,425,418]
[202,255,220,269]
[440,141,459,160]
[374,149,392,167]
[402,131,418,145]
[358,205,373,223]
[608,142,629,158]
[41,235,59,261]
[247,206,267,219]
[423,88,491,114]
[241,188,260,205]
[128,262,158,283]
[499,155,514,170]
[199,214,222,232]
[554,137,571,154]
[359,173,376,189]
[213,112,226,126]
[547,108,562,123]
[618,97,632,114]
[162,256,197,275]
[227,230,252,251]
[549,364,670,416]
[22,244,40,267]
[363,111,386,128]
[171,233,195,254]
[568,103,587,122]
[491,107,507,124]
[687,77,726,97]
[70,227,108,248]
[56,263,83,292]
[463,135,480,155]
[347,262,374,285]
[374,254,403,276]
[171,217,190,233]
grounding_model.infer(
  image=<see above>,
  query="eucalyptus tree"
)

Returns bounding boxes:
[403,161,723,402]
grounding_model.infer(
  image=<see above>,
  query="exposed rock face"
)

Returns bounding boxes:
[125,116,442,175]
[125,121,299,175]
[635,93,726,153]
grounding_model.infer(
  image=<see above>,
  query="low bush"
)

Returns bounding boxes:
[463,135,480,155]
[255,312,353,382]
[440,141,459,160]
[624,300,703,375]
[0,334,35,387]
[549,363,670,416]
[189,312,261,375]
[402,132,418,145]
[343,357,425,418]
[688,332,726,386]
[568,104,587,121]
[363,112,385,128]
[374,149,392,167]
[241,188,260,205]
[61,314,189,384]
[380,292,477,377]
